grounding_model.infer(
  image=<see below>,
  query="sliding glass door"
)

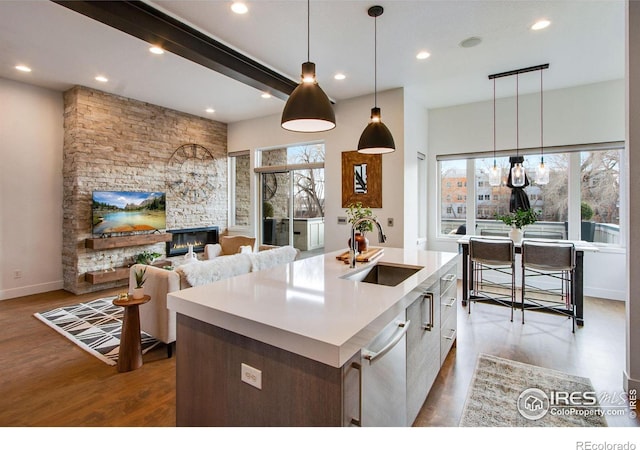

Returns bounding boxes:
[258,144,325,255]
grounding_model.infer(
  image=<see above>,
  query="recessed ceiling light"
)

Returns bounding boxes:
[15,65,31,72]
[205,108,215,113]
[149,46,165,55]
[416,51,431,60]
[95,75,108,83]
[334,73,346,80]
[531,19,551,31]
[231,2,248,14]
[261,93,272,99]
[459,36,482,48]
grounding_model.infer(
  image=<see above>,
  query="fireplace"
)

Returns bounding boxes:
[166,226,219,257]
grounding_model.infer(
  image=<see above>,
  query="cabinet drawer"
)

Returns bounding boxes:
[440,294,457,325]
[439,268,457,298]
[440,312,457,364]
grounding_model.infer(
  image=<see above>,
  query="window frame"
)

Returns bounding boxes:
[436,141,625,248]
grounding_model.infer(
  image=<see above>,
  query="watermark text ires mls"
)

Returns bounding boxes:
[517,387,636,420]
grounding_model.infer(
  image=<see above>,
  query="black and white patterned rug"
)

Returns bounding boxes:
[34,297,160,366]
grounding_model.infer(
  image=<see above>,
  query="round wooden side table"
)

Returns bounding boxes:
[112,294,151,373]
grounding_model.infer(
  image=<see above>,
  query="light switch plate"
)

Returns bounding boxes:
[241,363,262,390]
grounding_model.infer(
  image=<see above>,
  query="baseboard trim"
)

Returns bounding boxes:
[0,280,64,301]
[584,287,626,301]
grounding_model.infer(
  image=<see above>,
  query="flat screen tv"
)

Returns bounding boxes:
[92,191,166,235]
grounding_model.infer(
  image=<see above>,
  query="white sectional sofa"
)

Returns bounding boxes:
[128,245,298,353]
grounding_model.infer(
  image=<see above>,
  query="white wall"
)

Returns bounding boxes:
[426,79,626,301]
[228,88,405,252]
[402,86,429,249]
[0,77,64,300]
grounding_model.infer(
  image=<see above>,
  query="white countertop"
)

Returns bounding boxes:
[167,247,457,368]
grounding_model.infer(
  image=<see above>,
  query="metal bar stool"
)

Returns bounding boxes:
[520,239,576,332]
[468,237,516,322]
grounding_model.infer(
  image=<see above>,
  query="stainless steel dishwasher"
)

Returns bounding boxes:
[359,311,410,427]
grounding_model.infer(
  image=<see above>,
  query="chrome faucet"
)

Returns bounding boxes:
[350,217,387,268]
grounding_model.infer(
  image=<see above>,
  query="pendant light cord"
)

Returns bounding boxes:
[306,0,310,61]
[307,0,311,61]
[540,68,544,161]
[374,12,378,107]
[516,73,519,158]
[493,78,496,165]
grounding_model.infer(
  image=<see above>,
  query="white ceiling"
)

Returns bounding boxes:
[0,0,625,124]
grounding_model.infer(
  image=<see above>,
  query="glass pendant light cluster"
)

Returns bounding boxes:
[488,63,550,188]
[357,5,395,154]
[281,0,336,133]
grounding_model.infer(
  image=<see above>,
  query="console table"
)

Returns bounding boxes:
[113,294,151,372]
[457,237,598,326]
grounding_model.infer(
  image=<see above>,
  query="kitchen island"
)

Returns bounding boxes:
[168,247,458,426]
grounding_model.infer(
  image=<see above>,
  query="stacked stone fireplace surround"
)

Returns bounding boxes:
[63,86,228,295]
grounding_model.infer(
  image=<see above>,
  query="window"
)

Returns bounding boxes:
[580,149,621,244]
[437,143,622,246]
[439,160,467,235]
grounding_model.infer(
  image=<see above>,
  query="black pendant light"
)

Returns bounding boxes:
[357,5,395,154]
[281,0,335,133]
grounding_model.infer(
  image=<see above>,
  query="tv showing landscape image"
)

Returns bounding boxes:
[92,191,166,235]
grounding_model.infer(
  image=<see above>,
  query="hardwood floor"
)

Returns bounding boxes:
[416,285,639,427]
[0,284,637,428]
[0,288,175,427]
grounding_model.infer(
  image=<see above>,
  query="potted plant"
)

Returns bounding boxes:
[135,251,161,265]
[346,202,374,252]
[496,208,539,243]
[581,202,595,242]
[133,267,147,299]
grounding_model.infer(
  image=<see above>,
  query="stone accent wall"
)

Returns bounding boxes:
[234,154,250,226]
[63,86,228,294]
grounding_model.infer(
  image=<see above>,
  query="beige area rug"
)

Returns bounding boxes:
[460,353,607,427]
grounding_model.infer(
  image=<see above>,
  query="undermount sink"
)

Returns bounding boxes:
[342,262,423,287]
